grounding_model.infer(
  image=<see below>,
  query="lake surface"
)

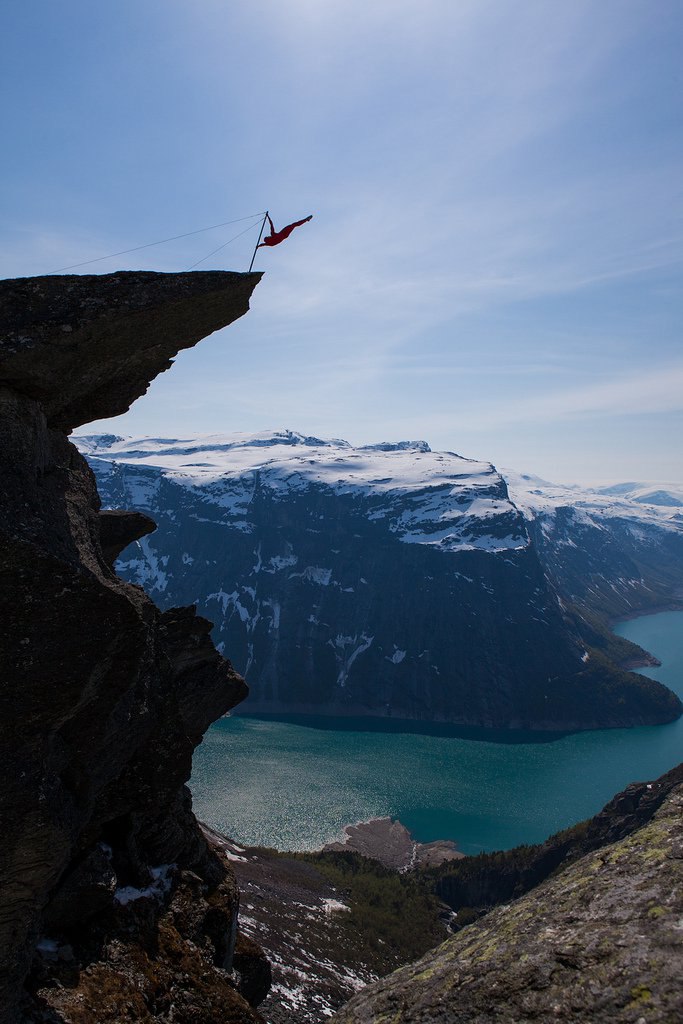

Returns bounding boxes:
[190,610,683,854]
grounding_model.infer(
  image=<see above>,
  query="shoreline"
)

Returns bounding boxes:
[320,815,465,871]
[613,602,683,672]
[233,710,574,742]
[192,606,683,864]
[611,599,683,626]
[233,607,683,736]
[203,815,465,872]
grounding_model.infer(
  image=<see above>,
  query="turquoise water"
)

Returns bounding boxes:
[190,610,683,854]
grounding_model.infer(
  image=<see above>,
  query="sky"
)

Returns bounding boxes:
[2,0,682,484]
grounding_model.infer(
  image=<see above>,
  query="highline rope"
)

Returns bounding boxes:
[47,212,267,274]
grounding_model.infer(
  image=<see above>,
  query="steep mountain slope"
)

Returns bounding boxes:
[0,272,266,1024]
[80,431,681,730]
[505,470,683,664]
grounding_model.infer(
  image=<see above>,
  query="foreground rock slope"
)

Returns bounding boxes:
[332,778,683,1024]
[193,765,683,1023]
[0,272,264,1023]
[80,430,681,729]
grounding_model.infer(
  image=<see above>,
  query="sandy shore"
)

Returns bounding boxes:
[322,816,464,871]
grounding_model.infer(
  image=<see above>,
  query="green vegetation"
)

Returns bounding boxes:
[575,648,680,717]
[425,842,545,910]
[564,601,642,666]
[628,984,653,1007]
[292,849,447,972]
[424,813,615,913]
[427,762,683,914]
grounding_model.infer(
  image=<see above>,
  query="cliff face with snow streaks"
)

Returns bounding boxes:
[81,430,681,730]
[0,272,268,1024]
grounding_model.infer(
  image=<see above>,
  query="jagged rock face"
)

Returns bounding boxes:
[331,782,683,1024]
[80,432,681,730]
[99,509,157,565]
[26,858,268,1023]
[0,272,262,1024]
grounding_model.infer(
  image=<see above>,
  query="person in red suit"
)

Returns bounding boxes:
[258,214,313,248]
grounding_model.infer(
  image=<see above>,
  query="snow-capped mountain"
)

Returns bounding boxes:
[594,482,683,508]
[504,470,683,527]
[504,469,683,630]
[79,431,682,731]
[78,431,528,554]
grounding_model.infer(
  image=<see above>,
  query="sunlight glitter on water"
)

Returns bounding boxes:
[190,610,683,854]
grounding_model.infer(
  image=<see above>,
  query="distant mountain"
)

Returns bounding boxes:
[504,470,683,653]
[593,481,683,507]
[79,431,683,731]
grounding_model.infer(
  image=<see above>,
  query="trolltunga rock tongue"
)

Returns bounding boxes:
[0,270,263,1024]
[0,270,261,429]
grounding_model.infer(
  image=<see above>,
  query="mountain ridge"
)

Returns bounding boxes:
[80,430,682,731]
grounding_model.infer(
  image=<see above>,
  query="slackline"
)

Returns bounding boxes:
[47,212,267,274]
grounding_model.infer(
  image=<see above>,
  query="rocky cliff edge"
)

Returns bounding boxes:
[0,272,266,1023]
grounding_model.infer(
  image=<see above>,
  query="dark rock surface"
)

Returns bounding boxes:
[0,271,259,429]
[332,782,683,1023]
[26,854,260,1024]
[98,509,157,565]
[232,933,273,1008]
[0,271,263,1023]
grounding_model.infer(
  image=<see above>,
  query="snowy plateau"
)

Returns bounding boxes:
[79,430,683,731]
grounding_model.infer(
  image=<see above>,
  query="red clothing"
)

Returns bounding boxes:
[258,214,312,248]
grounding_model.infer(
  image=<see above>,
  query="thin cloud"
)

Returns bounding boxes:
[448,363,683,430]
